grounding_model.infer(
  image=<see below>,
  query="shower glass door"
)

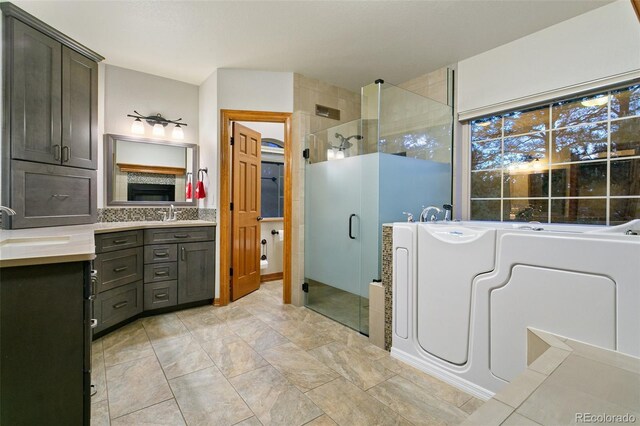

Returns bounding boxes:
[304,79,453,335]
[304,119,367,332]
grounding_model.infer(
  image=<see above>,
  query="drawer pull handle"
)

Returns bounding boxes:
[113,266,128,272]
[174,234,189,238]
[155,271,169,276]
[52,194,69,199]
[53,144,61,160]
[113,301,128,309]
[62,146,70,163]
[113,239,128,244]
[90,319,98,328]
[155,293,168,299]
[154,251,169,257]
[181,246,186,261]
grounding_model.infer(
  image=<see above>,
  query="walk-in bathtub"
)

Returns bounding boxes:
[391,220,640,399]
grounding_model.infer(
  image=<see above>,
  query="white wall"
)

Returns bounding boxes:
[217,69,294,113]
[198,70,218,210]
[457,0,640,119]
[100,65,199,207]
[260,220,284,276]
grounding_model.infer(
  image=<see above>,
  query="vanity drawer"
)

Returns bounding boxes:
[95,247,143,293]
[144,244,178,264]
[144,262,178,283]
[144,280,177,311]
[144,227,215,244]
[96,230,143,254]
[10,160,96,228]
[93,281,143,333]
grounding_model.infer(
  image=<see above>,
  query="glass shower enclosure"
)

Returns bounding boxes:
[304,81,453,334]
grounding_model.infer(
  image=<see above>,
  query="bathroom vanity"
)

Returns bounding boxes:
[0,220,216,424]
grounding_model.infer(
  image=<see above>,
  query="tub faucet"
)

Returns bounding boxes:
[402,212,415,223]
[0,206,16,216]
[420,206,442,222]
[442,204,453,221]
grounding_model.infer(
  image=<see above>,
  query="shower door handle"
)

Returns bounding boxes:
[349,214,356,240]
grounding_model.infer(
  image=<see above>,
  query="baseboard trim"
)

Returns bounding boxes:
[390,348,494,401]
[260,272,283,283]
[213,298,221,306]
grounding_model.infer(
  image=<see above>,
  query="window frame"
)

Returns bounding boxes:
[465,82,640,225]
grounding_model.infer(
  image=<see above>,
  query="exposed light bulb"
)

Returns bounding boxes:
[336,150,345,160]
[327,148,335,160]
[172,125,184,140]
[581,96,609,107]
[131,118,145,135]
[152,123,165,137]
[532,159,543,171]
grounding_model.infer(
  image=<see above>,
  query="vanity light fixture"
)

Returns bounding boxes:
[127,111,188,139]
[131,118,145,135]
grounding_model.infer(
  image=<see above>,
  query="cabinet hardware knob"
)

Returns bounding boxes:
[113,301,128,309]
[62,146,70,162]
[53,144,61,161]
[155,271,169,276]
[174,234,189,238]
[52,194,69,199]
[90,319,98,328]
[113,239,128,244]
[155,293,168,299]
[181,246,186,261]
[154,251,169,257]
[113,266,128,272]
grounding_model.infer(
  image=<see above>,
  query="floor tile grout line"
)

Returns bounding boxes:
[108,396,176,423]
[140,319,189,426]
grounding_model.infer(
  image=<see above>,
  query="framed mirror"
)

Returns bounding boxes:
[105,134,198,206]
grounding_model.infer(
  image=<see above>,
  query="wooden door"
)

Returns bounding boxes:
[10,19,62,165]
[62,46,98,170]
[231,123,262,301]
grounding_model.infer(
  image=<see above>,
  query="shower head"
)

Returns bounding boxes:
[334,133,363,150]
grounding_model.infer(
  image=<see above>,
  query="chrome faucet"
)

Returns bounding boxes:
[162,204,180,222]
[420,206,442,222]
[0,206,16,216]
[442,204,453,221]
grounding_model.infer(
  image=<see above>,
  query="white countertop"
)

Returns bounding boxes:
[0,220,216,268]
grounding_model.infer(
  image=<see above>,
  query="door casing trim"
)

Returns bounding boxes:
[219,109,292,306]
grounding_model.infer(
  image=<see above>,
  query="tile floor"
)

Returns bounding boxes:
[91,280,481,425]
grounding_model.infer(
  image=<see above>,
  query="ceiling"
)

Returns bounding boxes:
[13,0,613,91]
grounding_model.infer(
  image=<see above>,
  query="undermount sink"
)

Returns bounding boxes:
[0,236,71,247]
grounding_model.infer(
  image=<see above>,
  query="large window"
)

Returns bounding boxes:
[470,84,639,225]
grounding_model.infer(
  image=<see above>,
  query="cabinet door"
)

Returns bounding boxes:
[10,19,62,165]
[62,46,98,169]
[178,241,215,304]
[10,160,97,228]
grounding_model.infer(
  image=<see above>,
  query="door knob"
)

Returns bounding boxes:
[257,216,263,221]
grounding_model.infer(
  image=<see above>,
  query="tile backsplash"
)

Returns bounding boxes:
[198,208,217,222]
[97,207,199,222]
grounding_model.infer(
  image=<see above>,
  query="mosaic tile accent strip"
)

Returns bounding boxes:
[382,225,393,351]
[198,208,217,222]
[127,172,176,185]
[97,207,198,222]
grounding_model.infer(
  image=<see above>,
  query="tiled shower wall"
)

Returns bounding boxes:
[290,74,362,306]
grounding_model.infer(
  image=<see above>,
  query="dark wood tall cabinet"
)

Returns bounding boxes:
[1,2,103,229]
[0,261,92,425]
